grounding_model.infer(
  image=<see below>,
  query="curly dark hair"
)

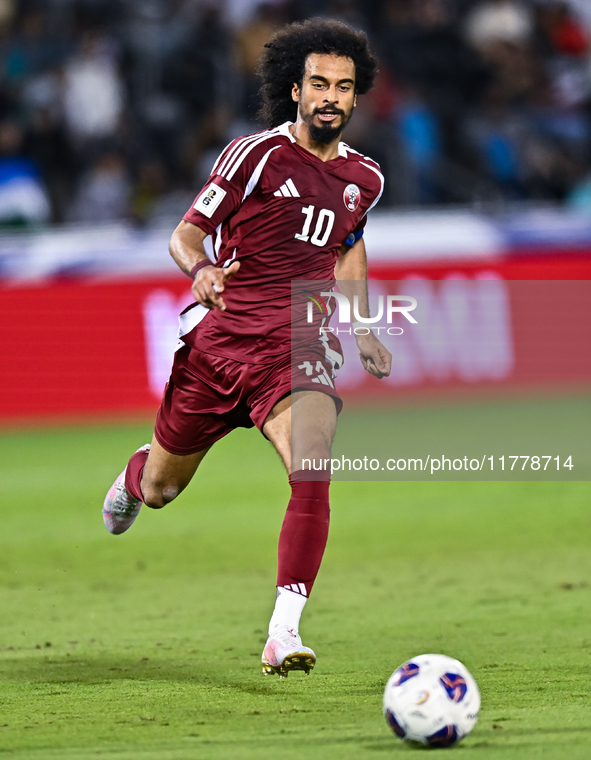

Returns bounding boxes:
[257,18,378,127]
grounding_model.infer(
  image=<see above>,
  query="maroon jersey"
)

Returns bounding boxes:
[179,121,384,364]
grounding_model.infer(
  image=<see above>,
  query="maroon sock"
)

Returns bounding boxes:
[124,449,149,502]
[276,469,331,598]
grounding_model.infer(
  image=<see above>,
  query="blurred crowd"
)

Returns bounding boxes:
[2,0,591,227]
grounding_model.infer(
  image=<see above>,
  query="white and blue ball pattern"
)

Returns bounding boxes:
[383,654,480,747]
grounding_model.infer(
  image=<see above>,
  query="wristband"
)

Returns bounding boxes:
[189,259,213,279]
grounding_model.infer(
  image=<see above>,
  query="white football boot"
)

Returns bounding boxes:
[261,627,316,678]
[102,444,150,534]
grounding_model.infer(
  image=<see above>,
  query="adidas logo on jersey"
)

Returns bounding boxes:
[274,178,300,198]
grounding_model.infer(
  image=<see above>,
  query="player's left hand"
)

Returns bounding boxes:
[356,333,392,379]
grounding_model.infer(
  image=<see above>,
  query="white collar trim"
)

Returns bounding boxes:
[277,121,296,142]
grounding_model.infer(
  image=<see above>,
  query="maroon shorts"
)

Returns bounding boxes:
[154,345,342,456]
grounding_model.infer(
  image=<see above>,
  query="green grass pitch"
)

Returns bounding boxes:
[0,409,590,759]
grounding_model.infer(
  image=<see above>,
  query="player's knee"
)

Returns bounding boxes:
[141,482,179,509]
[161,485,179,504]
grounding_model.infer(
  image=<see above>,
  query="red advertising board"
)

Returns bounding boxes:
[0,254,590,423]
[0,275,190,421]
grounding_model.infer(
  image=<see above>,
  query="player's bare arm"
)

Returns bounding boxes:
[335,238,392,379]
[169,220,240,312]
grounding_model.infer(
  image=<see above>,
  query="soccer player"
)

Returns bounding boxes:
[103,18,391,677]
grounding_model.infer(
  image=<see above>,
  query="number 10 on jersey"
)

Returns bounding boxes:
[295,205,335,247]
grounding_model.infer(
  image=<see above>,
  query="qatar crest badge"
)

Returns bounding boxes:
[343,183,361,212]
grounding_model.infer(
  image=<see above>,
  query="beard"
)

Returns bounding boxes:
[303,106,353,145]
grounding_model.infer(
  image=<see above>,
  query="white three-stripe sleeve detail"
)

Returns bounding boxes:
[211,146,279,264]
[225,131,281,181]
[298,583,307,596]
[216,134,259,177]
[285,178,300,197]
[216,131,270,178]
[219,128,278,179]
[242,145,282,201]
[360,161,385,212]
[280,184,290,196]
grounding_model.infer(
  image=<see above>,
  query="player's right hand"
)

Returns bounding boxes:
[192,261,240,311]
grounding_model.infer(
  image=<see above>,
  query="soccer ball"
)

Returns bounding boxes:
[383,653,480,748]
